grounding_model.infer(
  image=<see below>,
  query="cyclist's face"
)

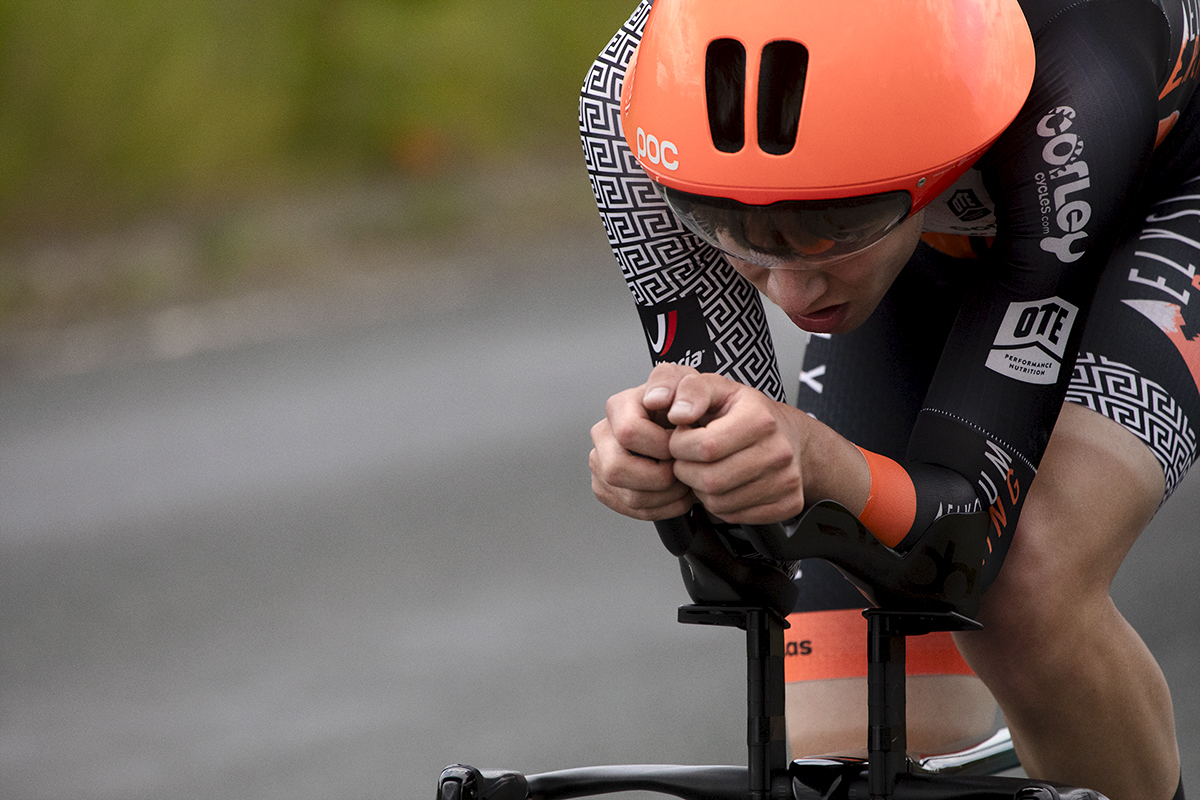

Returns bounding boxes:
[727,210,924,334]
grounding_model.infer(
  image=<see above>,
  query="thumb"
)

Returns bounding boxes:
[666,373,738,427]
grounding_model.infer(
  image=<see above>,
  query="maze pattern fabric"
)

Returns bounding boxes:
[1066,352,1197,501]
[578,0,785,401]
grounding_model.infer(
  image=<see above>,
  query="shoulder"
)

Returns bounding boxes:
[1019,0,1191,116]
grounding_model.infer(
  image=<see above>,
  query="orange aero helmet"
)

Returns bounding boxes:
[621,0,1036,266]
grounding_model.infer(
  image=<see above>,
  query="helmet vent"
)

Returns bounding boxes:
[705,38,746,153]
[757,40,808,155]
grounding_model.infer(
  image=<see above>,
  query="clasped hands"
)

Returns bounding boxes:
[589,362,818,525]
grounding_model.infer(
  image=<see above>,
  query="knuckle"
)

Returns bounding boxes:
[626,491,663,512]
[610,419,640,449]
[701,494,737,518]
[766,443,796,472]
[605,387,640,419]
[605,391,628,417]
[593,450,624,485]
[590,420,608,445]
[610,455,674,492]
[749,408,779,438]
[691,433,722,463]
[649,468,678,492]
[600,458,632,487]
[593,478,617,508]
[622,493,667,520]
[695,471,731,497]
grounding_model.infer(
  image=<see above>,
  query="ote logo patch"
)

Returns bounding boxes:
[949,189,991,222]
[985,296,1078,385]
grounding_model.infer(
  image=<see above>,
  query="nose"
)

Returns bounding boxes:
[765,267,828,313]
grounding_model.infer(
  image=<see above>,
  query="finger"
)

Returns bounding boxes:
[682,451,801,519]
[669,394,779,463]
[676,445,801,520]
[642,362,700,413]
[665,372,739,427]
[671,418,804,523]
[604,391,673,461]
[590,450,697,521]
[591,424,680,493]
[671,437,786,496]
[597,482,696,520]
[696,492,805,526]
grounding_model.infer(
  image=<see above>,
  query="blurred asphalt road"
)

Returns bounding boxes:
[1,229,1196,799]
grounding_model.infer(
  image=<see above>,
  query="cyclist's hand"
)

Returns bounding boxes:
[589,366,697,521]
[661,370,809,525]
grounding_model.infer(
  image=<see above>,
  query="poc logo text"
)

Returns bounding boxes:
[636,127,679,171]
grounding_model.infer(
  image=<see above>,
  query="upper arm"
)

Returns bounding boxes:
[902,0,1170,574]
[579,1,786,399]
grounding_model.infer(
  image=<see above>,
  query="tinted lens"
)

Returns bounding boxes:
[659,186,912,267]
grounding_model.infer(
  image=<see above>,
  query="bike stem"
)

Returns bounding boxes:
[678,605,791,800]
[867,610,909,799]
[864,609,984,800]
[678,604,982,800]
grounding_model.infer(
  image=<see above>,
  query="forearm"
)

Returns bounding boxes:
[791,405,871,518]
[792,406,982,552]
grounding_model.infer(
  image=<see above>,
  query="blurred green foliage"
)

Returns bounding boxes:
[0,0,635,241]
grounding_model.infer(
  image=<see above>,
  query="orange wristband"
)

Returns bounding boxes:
[855,446,917,548]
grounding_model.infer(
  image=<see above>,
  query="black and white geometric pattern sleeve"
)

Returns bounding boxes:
[578,0,785,402]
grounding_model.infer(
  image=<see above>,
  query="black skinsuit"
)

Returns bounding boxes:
[580,0,1200,597]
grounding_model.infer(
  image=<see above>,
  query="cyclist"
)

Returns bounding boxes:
[580,2,1196,799]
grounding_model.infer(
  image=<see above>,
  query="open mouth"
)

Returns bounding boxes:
[787,304,849,333]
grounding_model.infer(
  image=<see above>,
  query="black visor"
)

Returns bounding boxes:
[658,185,912,268]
